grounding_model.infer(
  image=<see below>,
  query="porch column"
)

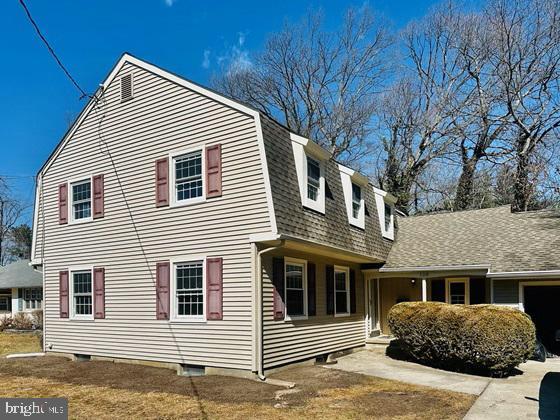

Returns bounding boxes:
[421,278,427,302]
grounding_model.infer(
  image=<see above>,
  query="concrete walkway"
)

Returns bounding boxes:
[328,347,490,395]
[329,348,560,419]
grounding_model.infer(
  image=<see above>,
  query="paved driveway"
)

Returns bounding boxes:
[329,348,560,419]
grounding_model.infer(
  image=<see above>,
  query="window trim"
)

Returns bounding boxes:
[373,187,396,240]
[334,265,351,317]
[23,287,42,311]
[445,278,470,305]
[69,266,94,321]
[339,165,367,229]
[68,175,93,225]
[284,257,308,321]
[169,148,206,207]
[0,295,10,312]
[170,255,207,323]
[303,153,325,213]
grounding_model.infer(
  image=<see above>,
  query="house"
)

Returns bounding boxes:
[363,206,560,355]
[0,260,43,317]
[30,54,560,377]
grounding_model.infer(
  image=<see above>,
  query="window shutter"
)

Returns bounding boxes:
[206,257,223,320]
[350,268,357,314]
[59,271,69,318]
[155,158,169,207]
[205,144,222,198]
[272,257,285,320]
[92,174,104,219]
[156,261,170,320]
[326,265,334,315]
[58,183,68,224]
[307,262,316,316]
[93,267,105,319]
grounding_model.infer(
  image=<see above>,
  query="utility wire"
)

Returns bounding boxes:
[18,0,91,100]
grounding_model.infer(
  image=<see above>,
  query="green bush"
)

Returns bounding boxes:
[387,302,536,376]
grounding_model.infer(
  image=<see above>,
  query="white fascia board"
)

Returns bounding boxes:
[379,264,491,273]
[372,185,397,204]
[488,270,560,279]
[289,133,331,160]
[338,164,369,186]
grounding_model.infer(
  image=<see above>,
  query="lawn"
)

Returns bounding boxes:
[0,332,42,355]
[0,334,475,419]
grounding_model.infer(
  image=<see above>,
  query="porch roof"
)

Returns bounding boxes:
[0,260,42,288]
[383,206,560,274]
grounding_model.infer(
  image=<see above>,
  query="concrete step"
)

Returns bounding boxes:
[365,335,393,346]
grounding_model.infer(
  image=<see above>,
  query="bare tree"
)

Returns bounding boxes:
[0,179,25,266]
[487,0,560,211]
[213,7,391,164]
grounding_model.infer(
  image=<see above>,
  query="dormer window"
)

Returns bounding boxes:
[290,133,329,214]
[373,187,396,240]
[339,165,367,229]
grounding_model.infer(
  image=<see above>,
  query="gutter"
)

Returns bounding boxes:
[488,270,560,279]
[377,264,491,273]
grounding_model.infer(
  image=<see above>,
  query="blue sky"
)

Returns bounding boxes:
[1,0,438,225]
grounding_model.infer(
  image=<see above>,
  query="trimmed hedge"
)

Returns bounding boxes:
[387,302,536,376]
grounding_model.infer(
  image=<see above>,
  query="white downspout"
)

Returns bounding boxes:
[256,240,285,381]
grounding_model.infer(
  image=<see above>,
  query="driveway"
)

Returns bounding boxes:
[329,348,560,419]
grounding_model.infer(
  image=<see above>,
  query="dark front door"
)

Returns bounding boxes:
[524,285,560,356]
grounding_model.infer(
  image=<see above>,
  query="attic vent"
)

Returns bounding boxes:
[120,74,133,102]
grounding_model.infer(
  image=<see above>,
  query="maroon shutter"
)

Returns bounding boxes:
[93,267,105,319]
[350,268,356,314]
[58,183,68,224]
[156,261,170,320]
[92,174,104,219]
[307,262,316,316]
[206,257,223,320]
[272,257,285,320]
[205,144,222,198]
[326,265,334,315]
[59,271,69,318]
[155,158,169,207]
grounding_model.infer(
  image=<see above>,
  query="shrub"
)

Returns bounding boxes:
[31,310,43,330]
[0,315,13,331]
[12,312,33,330]
[387,301,536,376]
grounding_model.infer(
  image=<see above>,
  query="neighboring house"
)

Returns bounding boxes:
[0,260,43,317]
[363,206,560,355]
[29,54,560,377]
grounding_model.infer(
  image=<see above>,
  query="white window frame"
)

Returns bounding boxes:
[170,256,207,323]
[0,295,10,312]
[169,147,206,207]
[445,278,470,305]
[339,165,367,229]
[334,265,351,317]
[290,133,329,214]
[68,175,93,225]
[373,187,396,240]
[69,266,94,321]
[284,257,308,321]
[23,288,42,311]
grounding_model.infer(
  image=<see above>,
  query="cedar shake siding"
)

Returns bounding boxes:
[261,249,366,369]
[34,61,272,370]
[260,116,393,261]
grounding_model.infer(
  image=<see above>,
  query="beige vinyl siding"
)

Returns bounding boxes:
[36,62,271,370]
[261,249,366,369]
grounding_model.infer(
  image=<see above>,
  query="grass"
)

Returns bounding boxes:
[0,332,42,355]
[0,334,475,419]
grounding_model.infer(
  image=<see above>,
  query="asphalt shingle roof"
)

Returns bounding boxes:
[384,206,560,273]
[0,260,42,288]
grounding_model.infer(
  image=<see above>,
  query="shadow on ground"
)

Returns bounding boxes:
[538,372,560,419]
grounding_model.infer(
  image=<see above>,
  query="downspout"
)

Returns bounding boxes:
[256,240,285,381]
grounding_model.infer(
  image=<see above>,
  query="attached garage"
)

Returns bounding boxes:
[521,282,560,356]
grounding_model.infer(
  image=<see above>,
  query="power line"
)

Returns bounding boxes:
[18,0,91,100]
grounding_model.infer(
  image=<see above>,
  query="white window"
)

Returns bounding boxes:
[285,258,307,319]
[334,266,350,316]
[172,260,205,321]
[290,133,329,214]
[70,269,93,319]
[339,165,366,229]
[23,288,42,310]
[373,187,396,240]
[70,179,92,222]
[446,278,469,305]
[170,149,205,206]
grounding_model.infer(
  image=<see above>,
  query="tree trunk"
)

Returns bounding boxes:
[454,159,478,211]
[512,151,531,212]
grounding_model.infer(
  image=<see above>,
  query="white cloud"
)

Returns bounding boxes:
[164,0,175,6]
[202,50,211,69]
[238,31,246,47]
[216,32,252,76]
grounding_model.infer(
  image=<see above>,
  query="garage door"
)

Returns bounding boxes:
[524,286,560,356]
